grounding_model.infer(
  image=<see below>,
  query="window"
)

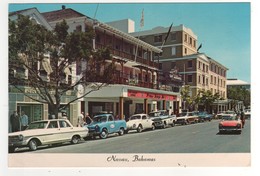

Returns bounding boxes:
[184,34,187,42]
[59,121,70,128]
[187,75,192,82]
[154,35,162,43]
[75,25,82,32]
[184,48,187,54]
[48,121,58,128]
[108,115,113,121]
[188,60,193,68]
[171,47,176,55]
[198,75,201,83]
[198,61,201,69]
[189,37,192,45]
[193,40,196,47]
[142,115,147,120]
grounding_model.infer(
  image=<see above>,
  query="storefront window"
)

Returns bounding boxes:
[17,104,43,123]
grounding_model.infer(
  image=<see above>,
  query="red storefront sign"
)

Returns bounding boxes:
[128,89,176,101]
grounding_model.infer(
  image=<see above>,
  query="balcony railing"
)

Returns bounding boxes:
[95,43,159,68]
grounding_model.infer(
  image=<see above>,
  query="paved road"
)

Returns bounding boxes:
[17,119,250,153]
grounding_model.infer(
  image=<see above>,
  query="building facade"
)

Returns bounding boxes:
[8,6,182,127]
[41,7,181,119]
[131,24,229,112]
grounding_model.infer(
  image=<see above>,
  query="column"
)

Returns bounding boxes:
[119,97,124,120]
[163,100,166,110]
[144,99,148,114]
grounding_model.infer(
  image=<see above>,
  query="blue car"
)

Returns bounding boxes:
[84,114,127,139]
[198,112,213,122]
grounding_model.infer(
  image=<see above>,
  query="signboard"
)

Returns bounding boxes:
[127,89,176,101]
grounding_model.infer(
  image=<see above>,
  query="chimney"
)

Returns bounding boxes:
[62,5,66,10]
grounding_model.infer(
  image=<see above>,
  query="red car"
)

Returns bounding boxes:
[219,115,242,134]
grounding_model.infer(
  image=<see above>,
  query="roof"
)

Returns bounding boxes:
[227,79,250,86]
[9,8,36,16]
[9,8,53,31]
[131,24,197,40]
[42,8,85,22]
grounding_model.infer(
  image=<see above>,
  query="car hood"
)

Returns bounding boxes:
[9,129,51,137]
[127,119,141,125]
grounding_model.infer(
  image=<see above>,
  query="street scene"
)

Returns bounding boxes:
[7,2,250,158]
[13,119,250,153]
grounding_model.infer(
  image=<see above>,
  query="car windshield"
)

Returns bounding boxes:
[129,115,141,120]
[27,121,48,129]
[222,115,237,121]
[93,116,107,123]
[179,112,187,117]
[198,112,205,115]
[148,112,160,117]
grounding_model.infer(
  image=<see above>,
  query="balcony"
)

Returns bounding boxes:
[95,43,159,69]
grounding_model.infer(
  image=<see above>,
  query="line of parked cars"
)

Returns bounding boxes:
[8,110,214,153]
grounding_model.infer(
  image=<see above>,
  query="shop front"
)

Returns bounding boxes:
[82,85,180,120]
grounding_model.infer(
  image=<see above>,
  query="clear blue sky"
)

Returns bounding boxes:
[8,2,251,83]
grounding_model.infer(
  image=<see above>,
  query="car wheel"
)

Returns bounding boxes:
[151,124,155,130]
[71,135,80,144]
[162,123,166,129]
[100,129,108,139]
[137,125,143,133]
[118,128,124,136]
[124,130,129,134]
[171,122,175,127]
[28,139,38,151]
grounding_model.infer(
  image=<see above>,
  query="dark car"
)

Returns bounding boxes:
[198,112,213,122]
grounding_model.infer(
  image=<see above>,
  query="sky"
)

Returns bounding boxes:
[7,2,251,83]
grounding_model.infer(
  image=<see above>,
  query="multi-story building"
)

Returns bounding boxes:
[131,24,229,112]
[8,8,80,129]
[8,6,182,130]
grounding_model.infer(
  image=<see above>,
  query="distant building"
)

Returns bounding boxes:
[131,24,228,100]
[227,78,250,91]
[106,19,135,33]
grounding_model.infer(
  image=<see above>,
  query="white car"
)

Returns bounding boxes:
[149,110,177,128]
[9,119,88,152]
[176,112,199,125]
[126,114,155,133]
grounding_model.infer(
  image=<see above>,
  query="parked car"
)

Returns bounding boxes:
[217,111,236,119]
[8,119,88,152]
[197,111,213,122]
[149,110,176,128]
[244,109,251,119]
[218,114,242,134]
[84,114,126,139]
[126,114,155,133]
[176,112,199,125]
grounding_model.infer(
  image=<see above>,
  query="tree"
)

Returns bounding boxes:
[227,87,251,109]
[198,90,220,112]
[180,85,192,111]
[9,15,115,118]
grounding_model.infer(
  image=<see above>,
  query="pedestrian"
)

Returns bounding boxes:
[60,112,68,120]
[84,113,93,125]
[240,108,245,128]
[20,111,29,131]
[77,112,85,127]
[10,111,20,132]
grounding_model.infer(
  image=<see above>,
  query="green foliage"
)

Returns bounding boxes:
[9,15,114,117]
[227,87,250,108]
